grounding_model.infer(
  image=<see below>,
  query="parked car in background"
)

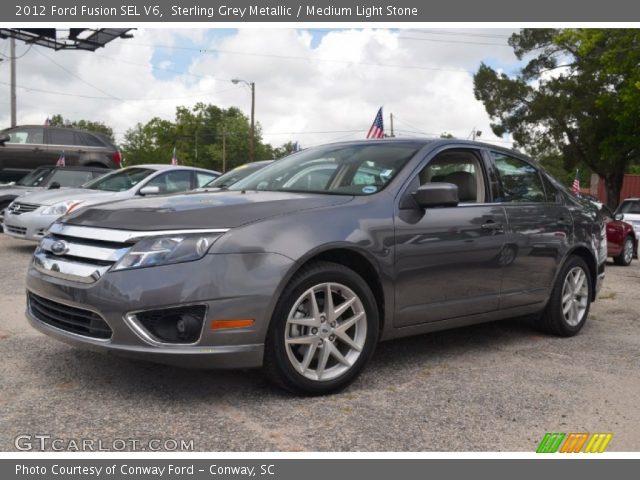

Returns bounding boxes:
[2,165,219,242]
[25,140,607,395]
[579,195,637,266]
[0,125,121,183]
[198,160,273,191]
[602,205,637,266]
[0,166,109,231]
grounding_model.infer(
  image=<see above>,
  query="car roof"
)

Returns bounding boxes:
[124,164,220,174]
[309,138,524,157]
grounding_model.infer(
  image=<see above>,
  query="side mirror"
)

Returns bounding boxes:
[614,213,624,221]
[0,134,10,145]
[411,183,459,209]
[48,182,61,190]
[139,186,160,196]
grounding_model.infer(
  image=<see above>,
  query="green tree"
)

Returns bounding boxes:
[121,103,279,172]
[473,28,640,208]
[49,114,115,142]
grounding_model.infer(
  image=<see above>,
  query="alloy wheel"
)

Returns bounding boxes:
[284,282,367,381]
[561,267,589,327]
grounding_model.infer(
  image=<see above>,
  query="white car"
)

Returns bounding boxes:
[2,165,219,242]
[616,198,640,237]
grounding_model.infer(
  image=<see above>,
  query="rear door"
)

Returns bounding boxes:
[393,147,508,327]
[490,151,572,309]
[47,128,82,166]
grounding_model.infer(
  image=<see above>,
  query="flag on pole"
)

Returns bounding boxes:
[44,117,51,126]
[55,151,65,167]
[572,170,581,194]
[366,107,384,139]
[171,146,179,165]
[292,141,301,152]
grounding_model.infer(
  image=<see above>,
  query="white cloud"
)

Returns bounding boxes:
[0,28,519,149]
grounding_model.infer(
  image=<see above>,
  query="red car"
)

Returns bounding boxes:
[602,205,637,266]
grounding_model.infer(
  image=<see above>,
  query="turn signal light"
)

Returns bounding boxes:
[210,319,255,330]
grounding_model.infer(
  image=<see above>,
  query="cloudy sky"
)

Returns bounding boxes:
[0,28,522,149]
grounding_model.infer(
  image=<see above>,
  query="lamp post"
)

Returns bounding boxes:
[232,78,255,162]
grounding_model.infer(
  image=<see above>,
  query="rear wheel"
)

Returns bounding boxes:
[264,261,379,395]
[614,236,634,266]
[536,256,592,337]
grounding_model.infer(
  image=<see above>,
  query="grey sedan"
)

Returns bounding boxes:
[25,140,606,395]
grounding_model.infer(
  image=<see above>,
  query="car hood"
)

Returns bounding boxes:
[62,190,354,230]
[0,185,38,200]
[16,188,127,207]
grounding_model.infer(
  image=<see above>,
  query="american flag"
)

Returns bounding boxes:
[171,146,179,166]
[55,151,65,167]
[366,107,384,139]
[44,117,51,126]
[572,170,581,194]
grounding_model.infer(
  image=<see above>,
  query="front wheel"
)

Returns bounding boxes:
[264,261,379,395]
[536,256,592,337]
[614,236,634,266]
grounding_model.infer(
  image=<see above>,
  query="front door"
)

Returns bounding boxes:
[394,148,507,327]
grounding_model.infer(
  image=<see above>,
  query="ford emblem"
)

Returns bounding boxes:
[50,240,69,256]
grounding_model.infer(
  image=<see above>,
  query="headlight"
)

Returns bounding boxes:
[41,200,84,216]
[111,233,222,271]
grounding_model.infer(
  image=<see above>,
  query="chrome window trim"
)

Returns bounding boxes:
[48,223,229,243]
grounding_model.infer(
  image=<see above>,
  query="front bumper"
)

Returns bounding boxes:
[3,210,57,242]
[26,252,295,369]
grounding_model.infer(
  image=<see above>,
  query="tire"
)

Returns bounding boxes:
[536,256,592,337]
[614,236,634,266]
[264,261,379,395]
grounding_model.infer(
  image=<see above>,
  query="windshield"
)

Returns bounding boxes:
[49,169,98,187]
[83,168,155,192]
[618,200,640,215]
[229,144,419,195]
[16,167,53,187]
[205,162,270,188]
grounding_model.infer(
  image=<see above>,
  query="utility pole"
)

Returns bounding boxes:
[231,78,256,162]
[389,113,395,138]
[10,37,17,127]
[222,128,227,173]
[249,82,255,162]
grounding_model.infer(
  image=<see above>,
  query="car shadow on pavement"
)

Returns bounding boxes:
[25,316,541,399]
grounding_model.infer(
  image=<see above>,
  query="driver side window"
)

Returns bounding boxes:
[416,149,487,203]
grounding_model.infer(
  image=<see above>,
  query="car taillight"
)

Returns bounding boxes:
[112,150,122,167]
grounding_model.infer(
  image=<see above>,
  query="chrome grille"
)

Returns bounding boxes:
[8,202,40,215]
[28,292,112,339]
[33,223,229,284]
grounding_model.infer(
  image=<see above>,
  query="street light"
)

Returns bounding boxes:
[232,78,255,162]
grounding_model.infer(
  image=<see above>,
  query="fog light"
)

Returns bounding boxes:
[134,305,206,344]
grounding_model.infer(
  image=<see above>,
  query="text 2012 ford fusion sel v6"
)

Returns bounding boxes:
[25,140,607,395]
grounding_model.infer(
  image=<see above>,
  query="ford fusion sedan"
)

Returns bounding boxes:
[26,140,606,395]
[0,165,108,231]
[3,165,219,242]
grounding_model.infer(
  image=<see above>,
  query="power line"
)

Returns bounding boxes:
[0,80,243,102]
[0,43,34,60]
[396,35,510,47]
[33,47,122,100]
[127,43,473,74]
[406,29,512,39]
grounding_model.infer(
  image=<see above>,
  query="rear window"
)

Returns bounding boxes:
[15,167,54,186]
